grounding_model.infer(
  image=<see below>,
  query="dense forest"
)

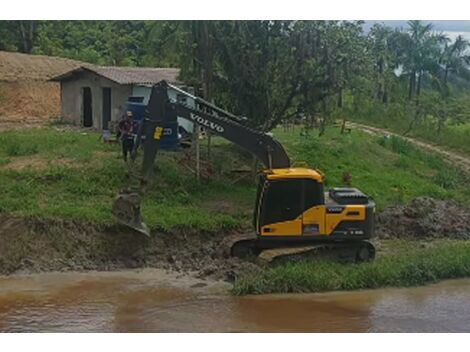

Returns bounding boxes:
[1,20,469,151]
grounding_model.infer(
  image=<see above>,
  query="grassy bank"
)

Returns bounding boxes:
[232,240,470,295]
[276,127,469,209]
[0,125,468,233]
[0,127,254,233]
[350,113,470,158]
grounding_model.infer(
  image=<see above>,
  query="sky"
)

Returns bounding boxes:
[364,20,470,41]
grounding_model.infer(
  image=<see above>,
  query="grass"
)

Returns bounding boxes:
[351,112,470,158]
[232,240,470,295]
[0,125,468,233]
[0,128,254,232]
[276,127,469,209]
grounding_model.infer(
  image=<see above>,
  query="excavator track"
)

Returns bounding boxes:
[260,241,376,264]
[220,233,376,264]
[219,233,259,259]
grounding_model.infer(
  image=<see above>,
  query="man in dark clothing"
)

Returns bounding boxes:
[118,111,135,162]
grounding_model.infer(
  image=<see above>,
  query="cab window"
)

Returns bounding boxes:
[304,179,324,209]
[260,180,302,226]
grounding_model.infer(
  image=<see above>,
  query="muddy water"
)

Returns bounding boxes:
[0,269,469,332]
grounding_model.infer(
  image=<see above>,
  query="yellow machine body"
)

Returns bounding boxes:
[255,168,375,244]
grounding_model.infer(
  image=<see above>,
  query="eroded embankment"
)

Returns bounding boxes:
[0,215,260,280]
[0,197,469,282]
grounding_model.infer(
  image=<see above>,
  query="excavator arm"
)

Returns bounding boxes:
[112,80,290,235]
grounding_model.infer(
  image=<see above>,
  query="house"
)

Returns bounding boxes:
[51,65,193,131]
[0,51,82,121]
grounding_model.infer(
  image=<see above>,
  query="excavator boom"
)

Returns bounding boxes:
[112,80,290,235]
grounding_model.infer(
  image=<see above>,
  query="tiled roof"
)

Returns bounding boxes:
[51,65,181,85]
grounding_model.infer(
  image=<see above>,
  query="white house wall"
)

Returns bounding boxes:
[60,70,132,129]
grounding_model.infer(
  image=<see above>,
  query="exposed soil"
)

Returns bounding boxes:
[1,198,468,279]
[0,215,261,281]
[0,81,61,121]
[0,51,82,82]
[0,51,82,122]
[377,197,470,240]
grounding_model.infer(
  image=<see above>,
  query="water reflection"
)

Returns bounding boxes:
[0,270,469,332]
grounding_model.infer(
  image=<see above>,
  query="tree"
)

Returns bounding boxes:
[401,21,443,102]
[368,24,403,103]
[17,21,37,54]
[440,34,470,85]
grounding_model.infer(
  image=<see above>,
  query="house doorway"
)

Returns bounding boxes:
[102,87,111,130]
[82,87,93,127]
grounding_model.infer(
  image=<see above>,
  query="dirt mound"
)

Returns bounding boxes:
[0,51,82,82]
[0,81,61,120]
[0,215,261,281]
[377,197,470,239]
[0,51,83,121]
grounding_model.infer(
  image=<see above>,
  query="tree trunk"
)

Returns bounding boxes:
[337,88,343,108]
[382,88,388,104]
[437,117,443,136]
[18,21,35,54]
[416,71,422,102]
[408,71,416,100]
[340,117,347,134]
[376,58,384,101]
[444,66,449,85]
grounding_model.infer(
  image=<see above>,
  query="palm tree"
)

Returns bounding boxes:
[440,35,470,85]
[368,24,403,103]
[402,20,443,101]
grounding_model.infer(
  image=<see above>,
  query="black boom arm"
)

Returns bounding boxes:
[138,80,290,180]
[113,80,290,236]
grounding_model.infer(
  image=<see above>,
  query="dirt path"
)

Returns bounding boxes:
[346,121,470,174]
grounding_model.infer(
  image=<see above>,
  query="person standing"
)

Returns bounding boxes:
[118,111,135,162]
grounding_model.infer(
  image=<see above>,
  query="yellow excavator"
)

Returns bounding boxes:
[112,81,376,262]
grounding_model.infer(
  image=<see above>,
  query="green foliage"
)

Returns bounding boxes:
[1,20,470,153]
[232,240,470,295]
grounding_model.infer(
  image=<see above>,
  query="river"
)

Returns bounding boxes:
[0,269,469,332]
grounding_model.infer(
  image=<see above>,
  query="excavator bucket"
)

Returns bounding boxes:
[112,191,150,236]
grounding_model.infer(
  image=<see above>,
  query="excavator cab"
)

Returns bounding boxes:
[253,168,375,259]
[255,169,325,237]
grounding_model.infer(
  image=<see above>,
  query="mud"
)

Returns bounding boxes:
[376,197,470,239]
[0,215,261,281]
[1,197,469,279]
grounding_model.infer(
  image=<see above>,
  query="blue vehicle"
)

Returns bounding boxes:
[126,97,180,151]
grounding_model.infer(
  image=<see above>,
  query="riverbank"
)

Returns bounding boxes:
[1,214,470,296]
[0,126,469,294]
[233,240,470,295]
[0,215,260,281]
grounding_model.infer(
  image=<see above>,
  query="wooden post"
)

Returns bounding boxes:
[195,124,200,182]
[207,132,211,160]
